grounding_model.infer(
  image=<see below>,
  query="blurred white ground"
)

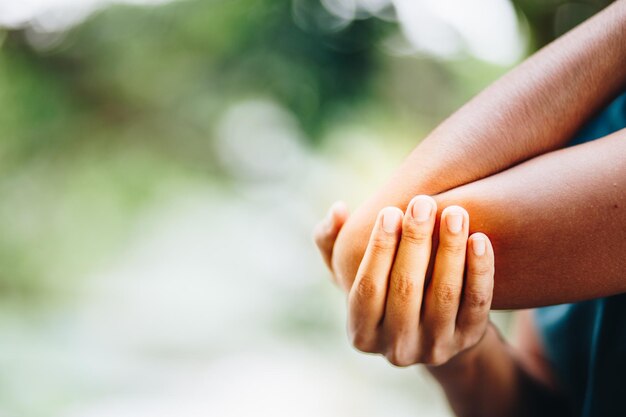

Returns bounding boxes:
[0,99,463,417]
[0,189,450,417]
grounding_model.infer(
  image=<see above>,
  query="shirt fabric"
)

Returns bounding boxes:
[534,91,626,417]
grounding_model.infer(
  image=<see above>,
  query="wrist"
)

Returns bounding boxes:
[427,323,502,378]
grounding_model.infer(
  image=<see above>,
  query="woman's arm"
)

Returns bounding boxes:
[314,201,570,416]
[430,310,569,417]
[331,0,626,291]
[429,324,570,417]
[335,127,626,308]
[434,129,626,309]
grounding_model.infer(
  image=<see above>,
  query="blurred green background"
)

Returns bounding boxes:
[0,0,612,416]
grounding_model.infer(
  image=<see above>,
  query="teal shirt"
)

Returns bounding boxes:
[535,92,626,417]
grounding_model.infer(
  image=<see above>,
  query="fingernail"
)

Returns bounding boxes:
[446,210,463,234]
[381,207,402,233]
[472,236,486,256]
[411,196,433,223]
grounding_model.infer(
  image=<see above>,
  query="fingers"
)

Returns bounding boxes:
[456,233,494,340]
[314,201,349,271]
[343,198,494,368]
[383,196,437,364]
[422,206,469,343]
[348,206,402,352]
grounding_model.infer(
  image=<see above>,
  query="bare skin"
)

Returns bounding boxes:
[314,203,570,417]
[435,129,626,309]
[330,0,626,306]
[313,2,626,415]
[346,198,492,367]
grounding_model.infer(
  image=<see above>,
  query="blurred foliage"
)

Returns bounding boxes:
[2,0,394,160]
[513,0,613,47]
[0,0,395,300]
[0,0,613,300]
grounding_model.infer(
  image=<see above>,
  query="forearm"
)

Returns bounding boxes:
[429,326,570,417]
[434,129,626,309]
[414,0,626,192]
[332,1,626,290]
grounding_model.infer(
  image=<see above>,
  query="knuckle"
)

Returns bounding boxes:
[438,240,466,257]
[465,288,492,310]
[369,236,396,256]
[427,354,450,367]
[420,343,452,366]
[385,347,414,367]
[400,225,431,246]
[350,331,377,353]
[456,324,488,350]
[352,276,382,300]
[458,332,482,349]
[432,282,461,307]
[469,259,494,277]
[390,270,416,303]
